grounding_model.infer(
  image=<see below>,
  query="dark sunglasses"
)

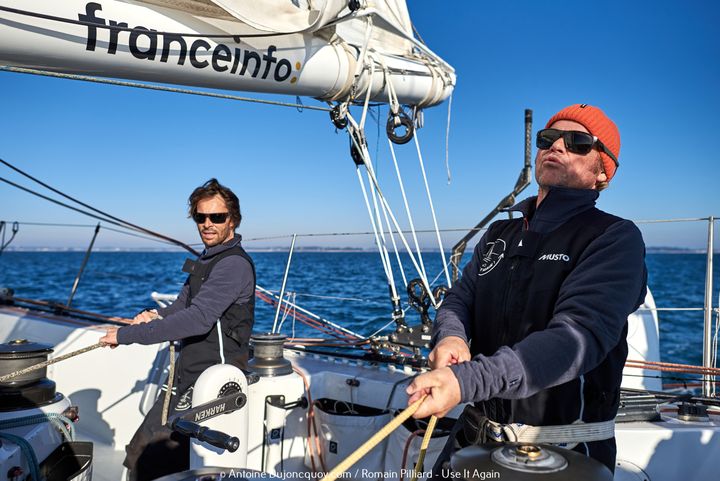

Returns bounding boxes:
[192,212,229,224]
[536,128,619,167]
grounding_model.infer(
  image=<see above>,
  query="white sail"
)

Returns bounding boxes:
[0,0,455,106]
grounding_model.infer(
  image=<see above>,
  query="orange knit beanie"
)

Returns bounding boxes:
[545,104,620,181]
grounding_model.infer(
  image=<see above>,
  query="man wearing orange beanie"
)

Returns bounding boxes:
[407,104,647,474]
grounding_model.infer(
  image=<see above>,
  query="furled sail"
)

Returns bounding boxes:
[0,0,455,107]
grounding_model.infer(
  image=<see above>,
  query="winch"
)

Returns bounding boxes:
[183,333,307,475]
[0,339,93,480]
[450,443,612,480]
[0,339,60,410]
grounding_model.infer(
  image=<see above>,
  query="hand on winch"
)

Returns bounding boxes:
[406,335,468,419]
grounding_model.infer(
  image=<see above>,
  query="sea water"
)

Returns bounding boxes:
[0,251,717,373]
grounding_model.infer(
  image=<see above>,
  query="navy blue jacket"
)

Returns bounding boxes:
[434,187,647,406]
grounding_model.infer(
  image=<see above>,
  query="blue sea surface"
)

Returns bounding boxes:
[0,251,717,371]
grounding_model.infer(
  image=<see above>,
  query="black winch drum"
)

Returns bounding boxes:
[451,443,613,481]
[0,339,53,386]
[247,333,292,376]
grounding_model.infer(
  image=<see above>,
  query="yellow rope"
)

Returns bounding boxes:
[409,415,437,481]
[323,395,427,481]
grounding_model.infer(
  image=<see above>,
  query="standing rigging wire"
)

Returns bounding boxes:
[0,159,200,256]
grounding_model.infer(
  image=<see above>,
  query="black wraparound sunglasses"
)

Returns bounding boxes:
[192,212,229,224]
[536,128,619,167]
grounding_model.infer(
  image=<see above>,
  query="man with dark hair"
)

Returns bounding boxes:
[407,105,647,474]
[101,178,255,481]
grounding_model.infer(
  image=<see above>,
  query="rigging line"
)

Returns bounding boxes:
[284,292,385,305]
[257,291,352,340]
[5,219,187,246]
[347,115,436,307]
[366,136,401,296]
[243,226,488,241]
[0,67,330,112]
[381,195,409,288]
[0,159,199,256]
[100,225,185,246]
[0,176,145,232]
[414,131,452,287]
[0,5,304,39]
[357,43,376,130]
[445,93,453,184]
[276,291,296,334]
[359,56,402,292]
[354,163,395,290]
[366,318,398,339]
[256,285,365,340]
[0,221,96,228]
[352,126,400,302]
[388,137,428,283]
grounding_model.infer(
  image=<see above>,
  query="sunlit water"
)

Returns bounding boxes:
[1,252,717,370]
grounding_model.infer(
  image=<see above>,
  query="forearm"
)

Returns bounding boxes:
[118,256,253,345]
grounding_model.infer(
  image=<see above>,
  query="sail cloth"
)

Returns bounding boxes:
[141,0,416,57]
[0,0,454,106]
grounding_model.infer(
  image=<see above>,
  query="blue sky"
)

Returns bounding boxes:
[1,0,718,251]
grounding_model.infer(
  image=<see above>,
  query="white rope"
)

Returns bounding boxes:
[216,319,226,364]
[364,57,407,289]
[380,196,409,288]
[276,291,296,334]
[366,318,398,339]
[387,139,428,283]
[364,136,401,303]
[351,49,403,304]
[287,292,384,304]
[445,93,453,184]
[256,285,365,340]
[413,130,452,287]
[346,114,437,308]
[354,161,396,290]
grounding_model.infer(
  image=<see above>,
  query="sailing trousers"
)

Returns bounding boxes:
[123,393,189,481]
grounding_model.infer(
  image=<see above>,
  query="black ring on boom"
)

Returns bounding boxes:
[386,111,414,145]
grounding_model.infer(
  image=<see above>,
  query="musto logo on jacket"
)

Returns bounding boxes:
[478,239,506,276]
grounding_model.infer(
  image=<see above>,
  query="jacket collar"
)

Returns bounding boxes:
[201,233,242,259]
[507,187,599,234]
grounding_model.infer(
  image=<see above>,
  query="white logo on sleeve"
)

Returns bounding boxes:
[478,239,507,276]
[537,253,570,262]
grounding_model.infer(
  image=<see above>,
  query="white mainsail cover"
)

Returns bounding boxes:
[0,0,454,107]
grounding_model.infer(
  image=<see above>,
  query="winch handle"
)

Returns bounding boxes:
[171,418,240,453]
